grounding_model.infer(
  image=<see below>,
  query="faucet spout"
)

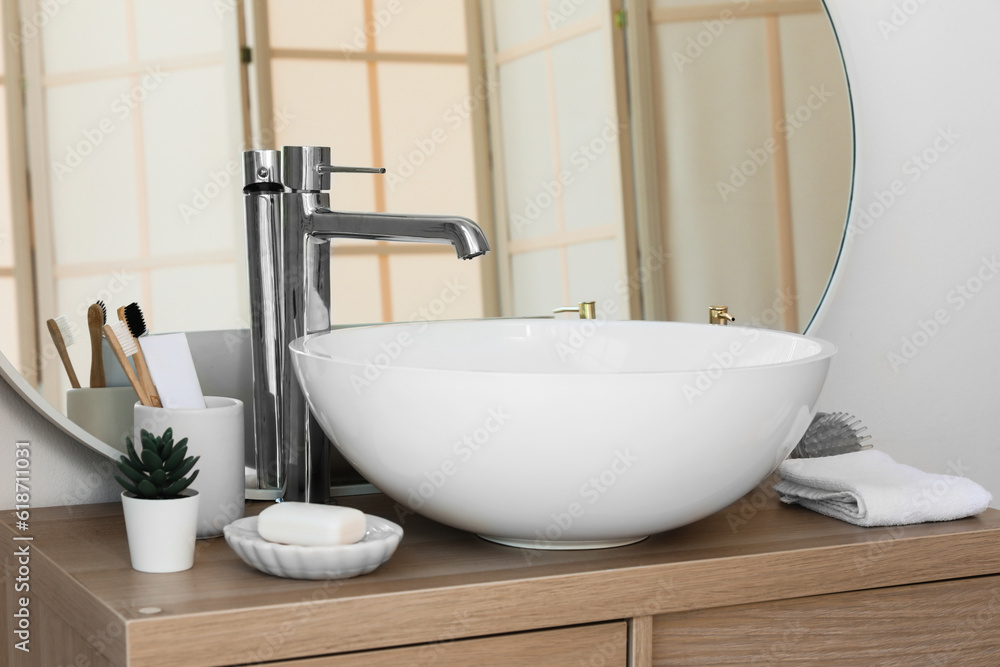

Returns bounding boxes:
[308,209,490,259]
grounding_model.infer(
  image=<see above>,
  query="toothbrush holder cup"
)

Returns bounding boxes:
[134,397,245,538]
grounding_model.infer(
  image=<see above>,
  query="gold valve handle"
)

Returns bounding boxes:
[553,301,596,319]
[709,306,735,325]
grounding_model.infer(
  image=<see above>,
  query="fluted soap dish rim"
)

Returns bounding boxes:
[223,514,403,579]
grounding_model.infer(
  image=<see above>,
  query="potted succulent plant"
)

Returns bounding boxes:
[115,428,201,573]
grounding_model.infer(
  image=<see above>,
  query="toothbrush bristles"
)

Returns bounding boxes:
[123,302,147,337]
[108,322,138,356]
[97,300,107,324]
[54,315,76,346]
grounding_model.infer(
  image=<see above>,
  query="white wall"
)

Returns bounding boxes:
[812,0,1000,502]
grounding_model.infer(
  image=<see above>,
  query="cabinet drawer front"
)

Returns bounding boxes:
[652,576,1000,665]
[269,621,628,666]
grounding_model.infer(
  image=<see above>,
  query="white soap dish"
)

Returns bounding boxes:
[223,514,403,580]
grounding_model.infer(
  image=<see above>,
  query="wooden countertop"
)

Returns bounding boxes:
[5,489,1000,666]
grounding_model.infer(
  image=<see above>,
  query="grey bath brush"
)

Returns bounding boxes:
[790,412,873,458]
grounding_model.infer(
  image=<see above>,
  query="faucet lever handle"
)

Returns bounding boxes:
[282,146,385,191]
[553,301,597,319]
[317,164,386,175]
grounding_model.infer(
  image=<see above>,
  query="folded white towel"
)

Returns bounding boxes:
[774,450,992,527]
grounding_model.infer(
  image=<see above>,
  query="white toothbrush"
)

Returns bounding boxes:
[46,315,81,388]
[103,322,153,406]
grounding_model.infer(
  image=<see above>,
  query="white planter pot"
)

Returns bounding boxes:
[121,490,199,573]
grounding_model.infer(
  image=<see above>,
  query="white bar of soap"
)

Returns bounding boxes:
[257,502,367,546]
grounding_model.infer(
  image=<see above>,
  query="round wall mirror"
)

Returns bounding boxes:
[0,0,851,456]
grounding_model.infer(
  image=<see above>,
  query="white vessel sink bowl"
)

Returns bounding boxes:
[290,319,835,549]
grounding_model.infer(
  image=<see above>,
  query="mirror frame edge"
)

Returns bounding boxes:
[803,0,857,336]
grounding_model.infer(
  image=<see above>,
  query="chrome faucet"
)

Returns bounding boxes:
[242,146,490,503]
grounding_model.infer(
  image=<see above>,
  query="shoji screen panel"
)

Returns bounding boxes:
[21,0,246,407]
[486,0,639,320]
[266,0,490,326]
[779,11,852,328]
[651,10,780,326]
[644,0,850,330]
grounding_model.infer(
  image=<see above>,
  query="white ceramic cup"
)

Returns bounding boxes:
[134,397,246,538]
[66,387,139,455]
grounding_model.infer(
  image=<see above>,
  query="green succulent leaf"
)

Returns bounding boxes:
[116,459,145,484]
[114,476,140,496]
[150,469,167,487]
[164,444,188,471]
[140,448,163,472]
[163,469,198,497]
[160,435,176,462]
[166,455,199,482]
[166,437,187,462]
[137,479,158,498]
[125,437,143,469]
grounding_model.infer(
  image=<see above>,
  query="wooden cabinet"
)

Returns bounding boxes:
[268,623,627,666]
[650,576,1000,665]
[4,493,1000,666]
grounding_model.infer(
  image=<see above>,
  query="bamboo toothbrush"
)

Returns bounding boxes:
[103,322,152,406]
[46,315,81,388]
[121,302,161,408]
[87,302,107,388]
[115,305,160,408]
